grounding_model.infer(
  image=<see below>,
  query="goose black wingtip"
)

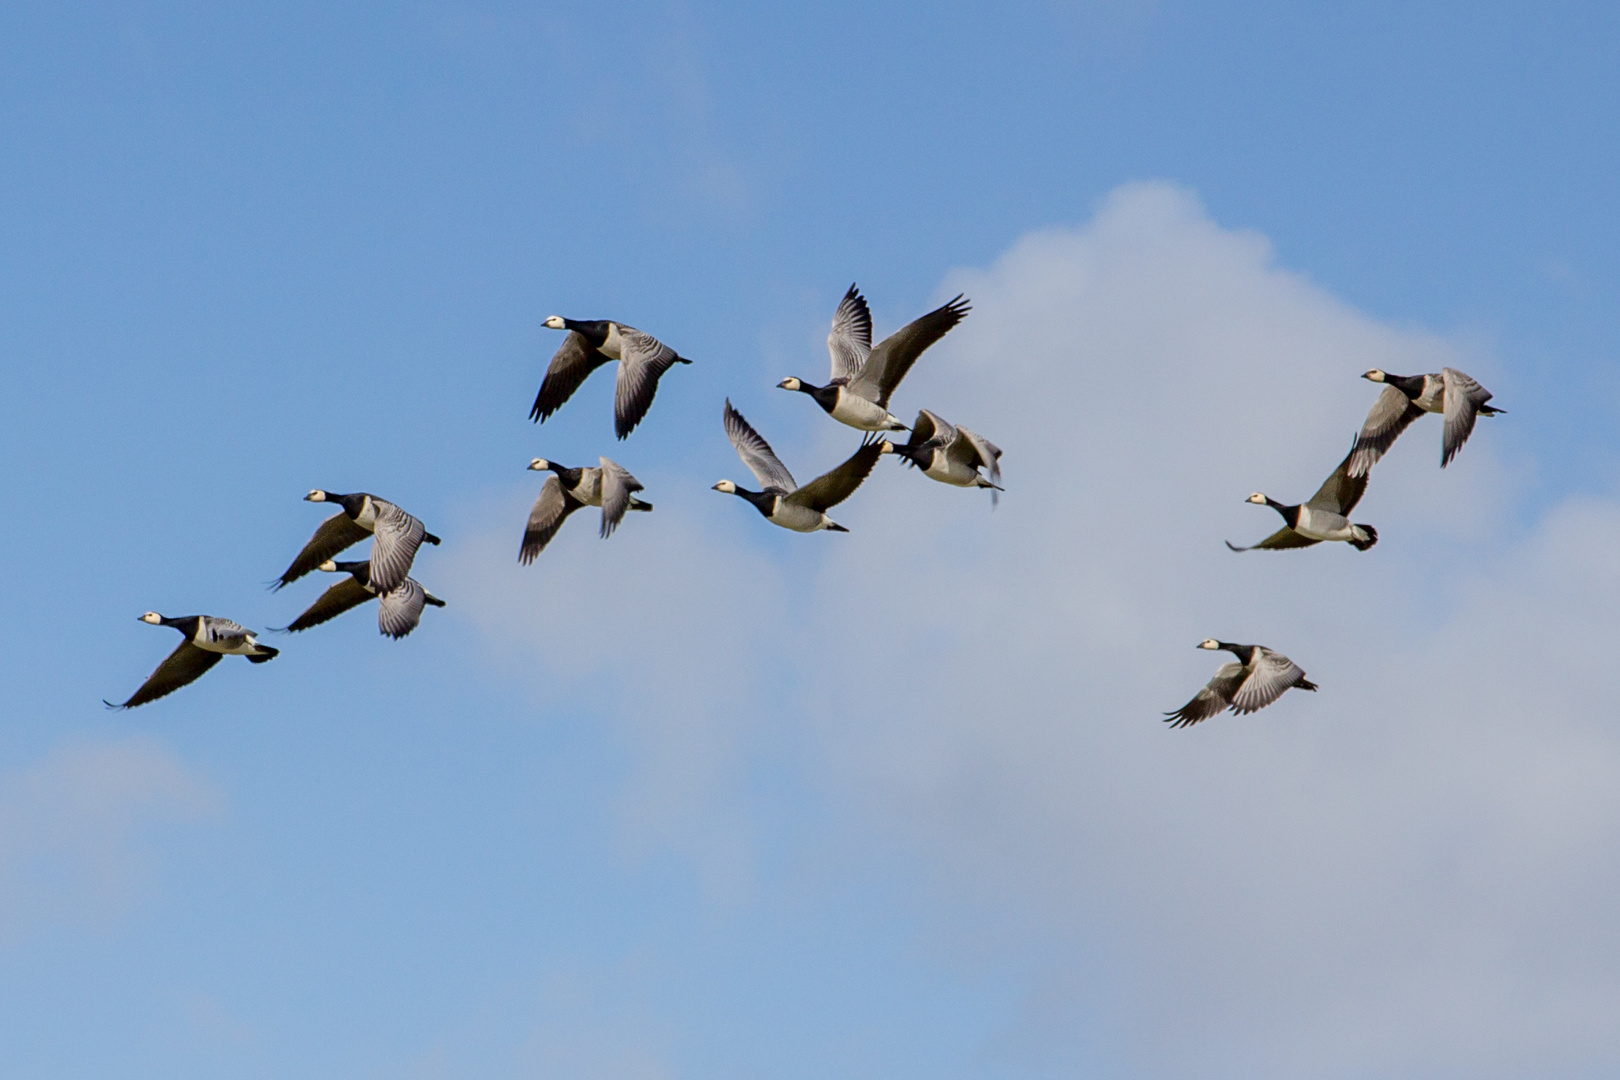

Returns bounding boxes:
[103,699,126,711]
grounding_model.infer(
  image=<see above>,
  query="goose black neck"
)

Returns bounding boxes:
[327,492,366,518]
[563,319,612,348]
[1386,373,1427,398]
[1269,500,1300,528]
[1217,642,1256,664]
[163,615,202,636]
[732,487,777,515]
[331,560,370,582]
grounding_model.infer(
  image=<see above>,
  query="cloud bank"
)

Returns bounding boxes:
[449,182,1618,1078]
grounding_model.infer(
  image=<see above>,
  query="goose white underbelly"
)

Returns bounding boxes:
[353,496,378,530]
[573,469,604,507]
[1294,507,1355,542]
[197,631,263,655]
[830,390,900,431]
[922,453,981,487]
[769,500,831,532]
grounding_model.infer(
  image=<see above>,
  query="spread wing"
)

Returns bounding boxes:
[1164,662,1245,728]
[1225,527,1322,552]
[1441,368,1493,468]
[520,476,584,563]
[1348,385,1425,477]
[377,578,430,639]
[531,331,614,422]
[368,500,429,594]
[847,295,970,407]
[614,328,687,439]
[787,441,884,512]
[597,457,644,539]
[1306,450,1367,515]
[275,512,370,590]
[107,641,223,709]
[827,283,873,383]
[723,399,796,492]
[279,577,375,632]
[1230,649,1310,714]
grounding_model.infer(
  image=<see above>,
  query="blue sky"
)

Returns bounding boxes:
[3,3,1620,1078]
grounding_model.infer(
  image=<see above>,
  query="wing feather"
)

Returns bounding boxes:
[275,512,370,590]
[520,476,583,563]
[108,641,223,709]
[368,500,429,594]
[1348,386,1425,477]
[1230,649,1310,714]
[1441,368,1492,468]
[597,457,643,539]
[377,578,430,639]
[532,331,614,422]
[827,284,873,383]
[723,399,797,492]
[1226,527,1321,552]
[1306,450,1367,515]
[848,295,970,407]
[614,328,687,439]
[1164,663,1246,728]
[787,441,884,512]
[279,577,375,632]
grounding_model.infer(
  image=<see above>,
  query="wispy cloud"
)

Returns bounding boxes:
[0,737,220,936]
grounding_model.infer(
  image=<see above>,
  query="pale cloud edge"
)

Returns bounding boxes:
[445,182,1618,1078]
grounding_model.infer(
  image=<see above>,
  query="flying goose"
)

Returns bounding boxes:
[778,285,971,432]
[1165,640,1318,728]
[1227,450,1378,552]
[520,456,651,563]
[278,561,445,639]
[713,398,884,532]
[105,613,278,709]
[885,408,1003,503]
[275,491,440,595]
[1347,367,1503,476]
[531,317,693,439]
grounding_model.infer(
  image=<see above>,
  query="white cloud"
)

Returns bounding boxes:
[449,182,1618,1077]
[0,737,220,935]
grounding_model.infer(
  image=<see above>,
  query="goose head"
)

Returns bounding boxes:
[1197,639,1221,650]
[528,458,554,472]
[318,560,339,572]
[1245,492,1270,506]
[305,489,329,502]
[543,316,567,330]
[1363,369,1387,382]
[712,479,739,494]
[777,377,805,392]
[139,612,164,625]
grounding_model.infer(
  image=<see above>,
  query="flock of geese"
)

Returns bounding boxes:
[107,285,1500,729]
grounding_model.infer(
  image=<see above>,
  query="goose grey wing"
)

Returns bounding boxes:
[1440,368,1492,468]
[916,408,956,448]
[368,501,429,594]
[275,512,370,590]
[1164,662,1245,728]
[614,328,686,439]
[848,294,971,407]
[723,399,797,492]
[1230,649,1309,715]
[201,617,253,645]
[108,641,223,709]
[377,578,430,639]
[827,283,873,383]
[1226,527,1321,552]
[788,441,885,513]
[531,331,614,422]
[280,577,375,632]
[520,476,584,563]
[597,456,643,539]
[953,425,1002,475]
[1306,450,1367,514]
[1348,385,1425,477]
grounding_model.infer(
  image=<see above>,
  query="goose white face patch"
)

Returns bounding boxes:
[140,612,162,624]
[543,316,565,329]
[529,458,549,471]
[1247,492,1268,504]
